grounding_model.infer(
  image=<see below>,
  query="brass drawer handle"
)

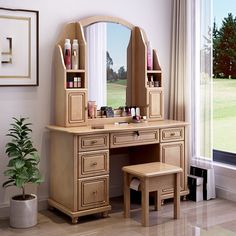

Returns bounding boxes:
[135,131,140,136]
[91,162,97,166]
[170,133,175,136]
[91,140,98,144]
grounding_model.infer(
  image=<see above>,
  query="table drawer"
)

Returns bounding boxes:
[78,150,109,178]
[78,134,109,151]
[160,127,184,142]
[110,129,159,148]
[78,176,109,210]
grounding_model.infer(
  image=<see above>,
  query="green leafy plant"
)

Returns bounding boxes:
[2,117,43,200]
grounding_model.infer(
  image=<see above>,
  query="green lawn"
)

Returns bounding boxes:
[107,80,126,108]
[213,78,236,153]
[106,78,236,154]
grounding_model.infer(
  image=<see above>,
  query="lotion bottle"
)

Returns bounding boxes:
[64,39,71,69]
[72,39,79,69]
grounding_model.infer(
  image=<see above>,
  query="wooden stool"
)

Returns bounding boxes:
[122,162,182,226]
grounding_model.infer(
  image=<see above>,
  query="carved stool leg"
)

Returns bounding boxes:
[154,191,161,211]
[124,172,130,218]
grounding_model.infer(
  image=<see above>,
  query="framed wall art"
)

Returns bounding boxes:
[0,8,39,86]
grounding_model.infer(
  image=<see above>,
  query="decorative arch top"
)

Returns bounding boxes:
[79,15,135,30]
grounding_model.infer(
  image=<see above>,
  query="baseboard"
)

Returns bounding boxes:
[0,198,48,219]
[110,185,123,198]
[216,186,236,202]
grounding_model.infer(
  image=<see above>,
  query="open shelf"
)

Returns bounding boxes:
[67,69,86,73]
[147,70,162,74]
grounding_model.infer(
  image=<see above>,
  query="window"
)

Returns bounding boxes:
[213,0,236,164]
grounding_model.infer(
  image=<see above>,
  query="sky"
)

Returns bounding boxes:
[106,0,236,73]
[214,0,236,28]
[107,23,131,72]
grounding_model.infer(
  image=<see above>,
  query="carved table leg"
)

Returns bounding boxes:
[71,217,78,224]
[182,195,187,201]
[102,211,109,218]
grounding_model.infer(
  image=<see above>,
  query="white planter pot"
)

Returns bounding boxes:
[10,194,38,228]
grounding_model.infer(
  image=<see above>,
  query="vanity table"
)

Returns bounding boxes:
[48,16,189,224]
[47,121,188,223]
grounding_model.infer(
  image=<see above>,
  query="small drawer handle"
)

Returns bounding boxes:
[91,140,98,144]
[170,133,175,136]
[93,190,97,195]
[135,131,140,136]
[92,162,97,166]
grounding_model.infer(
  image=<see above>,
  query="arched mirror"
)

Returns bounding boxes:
[83,21,132,109]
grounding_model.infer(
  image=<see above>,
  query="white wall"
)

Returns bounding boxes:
[0,0,172,212]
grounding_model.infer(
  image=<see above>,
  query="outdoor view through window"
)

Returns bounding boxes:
[213,0,236,154]
[107,23,130,108]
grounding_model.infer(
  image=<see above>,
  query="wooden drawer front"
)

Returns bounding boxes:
[78,176,109,210]
[78,150,109,178]
[160,127,184,142]
[78,134,109,151]
[110,129,159,148]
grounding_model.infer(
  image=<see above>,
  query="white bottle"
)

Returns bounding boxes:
[72,39,79,70]
[64,39,71,69]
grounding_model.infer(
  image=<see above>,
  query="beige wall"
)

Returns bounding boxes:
[0,0,173,212]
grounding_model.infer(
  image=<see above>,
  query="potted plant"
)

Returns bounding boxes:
[2,117,43,228]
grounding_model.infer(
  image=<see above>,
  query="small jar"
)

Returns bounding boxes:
[154,81,159,87]
[94,105,97,118]
[88,101,96,118]
[77,77,81,88]
[121,107,126,117]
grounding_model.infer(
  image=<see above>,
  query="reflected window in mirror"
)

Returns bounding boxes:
[85,22,131,109]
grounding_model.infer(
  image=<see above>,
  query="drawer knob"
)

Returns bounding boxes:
[92,162,97,166]
[135,131,140,136]
[93,190,97,195]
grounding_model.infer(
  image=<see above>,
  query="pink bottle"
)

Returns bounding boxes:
[147,41,153,70]
[64,39,71,69]
[64,49,71,69]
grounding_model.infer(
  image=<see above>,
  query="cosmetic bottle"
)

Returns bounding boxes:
[147,41,153,70]
[72,39,79,69]
[64,39,71,69]
[73,77,78,88]
[77,77,81,88]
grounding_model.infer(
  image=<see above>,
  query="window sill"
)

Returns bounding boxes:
[191,157,236,177]
[213,161,236,177]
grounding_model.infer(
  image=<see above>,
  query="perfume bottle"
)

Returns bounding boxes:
[147,41,153,70]
[64,39,71,69]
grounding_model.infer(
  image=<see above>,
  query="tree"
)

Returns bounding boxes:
[106,51,117,81]
[106,51,113,69]
[213,20,221,77]
[214,13,236,78]
[118,66,127,80]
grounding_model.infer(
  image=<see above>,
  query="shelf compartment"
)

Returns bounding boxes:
[66,72,85,89]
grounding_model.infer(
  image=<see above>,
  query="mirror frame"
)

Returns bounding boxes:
[79,15,135,30]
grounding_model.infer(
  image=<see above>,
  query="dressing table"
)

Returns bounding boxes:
[47,16,189,224]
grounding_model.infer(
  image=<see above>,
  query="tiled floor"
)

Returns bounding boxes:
[1,198,236,236]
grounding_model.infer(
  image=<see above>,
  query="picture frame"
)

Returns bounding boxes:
[0,7,39,86]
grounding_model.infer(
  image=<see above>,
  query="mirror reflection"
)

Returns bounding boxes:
[85,22,131,109]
